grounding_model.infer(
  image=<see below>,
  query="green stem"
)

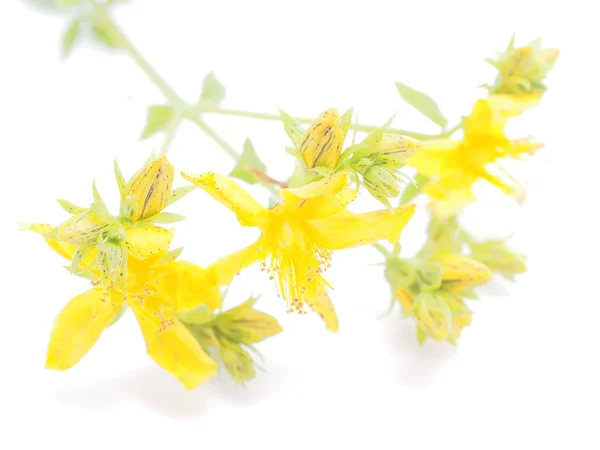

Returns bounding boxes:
[372,243,392,258]
[92,2,184,107]
[197,105,443,140]
[185,114,279,197]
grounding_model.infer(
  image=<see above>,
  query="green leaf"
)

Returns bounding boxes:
[108,304,128,327]
[161,246,184,263]
[57,199,87,214]
[339,107,354,141]
[140,105,174,139]
[62,19,80,57]
[229,138,267,184]
[91,182,112,222]
[177,304,214,325]
[91,21,121,49]
[399,173,430,205]
[200,72,226,105]
[146,212,186,224]
[416,327,427,346]
[165,185,196,207]
[395,82,447,128]
[279,109,305,148]
[114,159,126,196]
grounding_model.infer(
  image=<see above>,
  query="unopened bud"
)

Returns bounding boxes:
[300,109,343,169]
[435,254,492,292]
[364,166,401,198]
[57,210,106,246]
[124,156,174,221]
[215,298,282,345]
[487,37,559,95]
[373,134,421,166]
[470,239,527,279]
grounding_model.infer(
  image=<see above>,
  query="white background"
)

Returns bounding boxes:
[1,0,599,448]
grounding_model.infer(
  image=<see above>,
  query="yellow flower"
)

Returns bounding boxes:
[182,171,415,331]
[408,95,542,216]
[32,229,233,390]
[389,254,492,343]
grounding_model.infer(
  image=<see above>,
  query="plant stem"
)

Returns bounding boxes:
[197,105,443,140]
[92,2,183,107]
[372,243,392,258]
[185,114,279,196]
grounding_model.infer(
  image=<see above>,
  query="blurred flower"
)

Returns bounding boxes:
[407,96,542,215]
[182,171,415,331]
[486,35,559,96]
[386,254,492,344]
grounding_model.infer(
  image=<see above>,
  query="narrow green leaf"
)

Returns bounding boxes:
[140,105,174,139]
[147,212,186,224]
[62,19,80,57]
[114,159,126,196]
[161,246,184,263]
[399,173,430,205]
[229,138,267,184]
[416,327,427,346]
[396,82,447,128]
[340,107,354,141]
[57,199,87,214]
[200,72,226,105]
[91,22,121,48]
[279,109,305,148]
[165,185,196,207]
[177,304,214,325]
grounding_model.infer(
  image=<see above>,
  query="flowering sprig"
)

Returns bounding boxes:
[22,0,559,391]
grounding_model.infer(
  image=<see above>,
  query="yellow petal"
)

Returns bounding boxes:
[436,254,492,291]
[487,93,541,118]
[181,172,267,227]
[407,140,460,177]
[208,240,265,286]
[130,297,217,390]
[307,289,339,332]
[46,288,125,370]
[281,173,350,209]
[313,204,416,250]
[154,260,222,312]
[424,172,477,216]
[125,225,173,260]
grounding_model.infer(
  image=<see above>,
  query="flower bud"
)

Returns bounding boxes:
[469,239,527,280]
[214,298,282,345]
[57,210,106,246]
[300,109,343,169]
[124,156,174,221]
[435,254,492,292]
[372,134,421,165]
[218,340,256,384]
[487,37,559,95]
[364,166,401,199]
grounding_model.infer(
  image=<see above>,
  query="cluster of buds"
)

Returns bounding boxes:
[385,254,492,344]
[24,156,189,290]
[485,35,559,95]
[177,298,282,384]
[282,109,421,208]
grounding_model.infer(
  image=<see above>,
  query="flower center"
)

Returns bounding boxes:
[260,213,332,315]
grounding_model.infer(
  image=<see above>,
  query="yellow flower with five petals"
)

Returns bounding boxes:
[29,229,236,390]
[182,171,415,331]
[408,95,542,216]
